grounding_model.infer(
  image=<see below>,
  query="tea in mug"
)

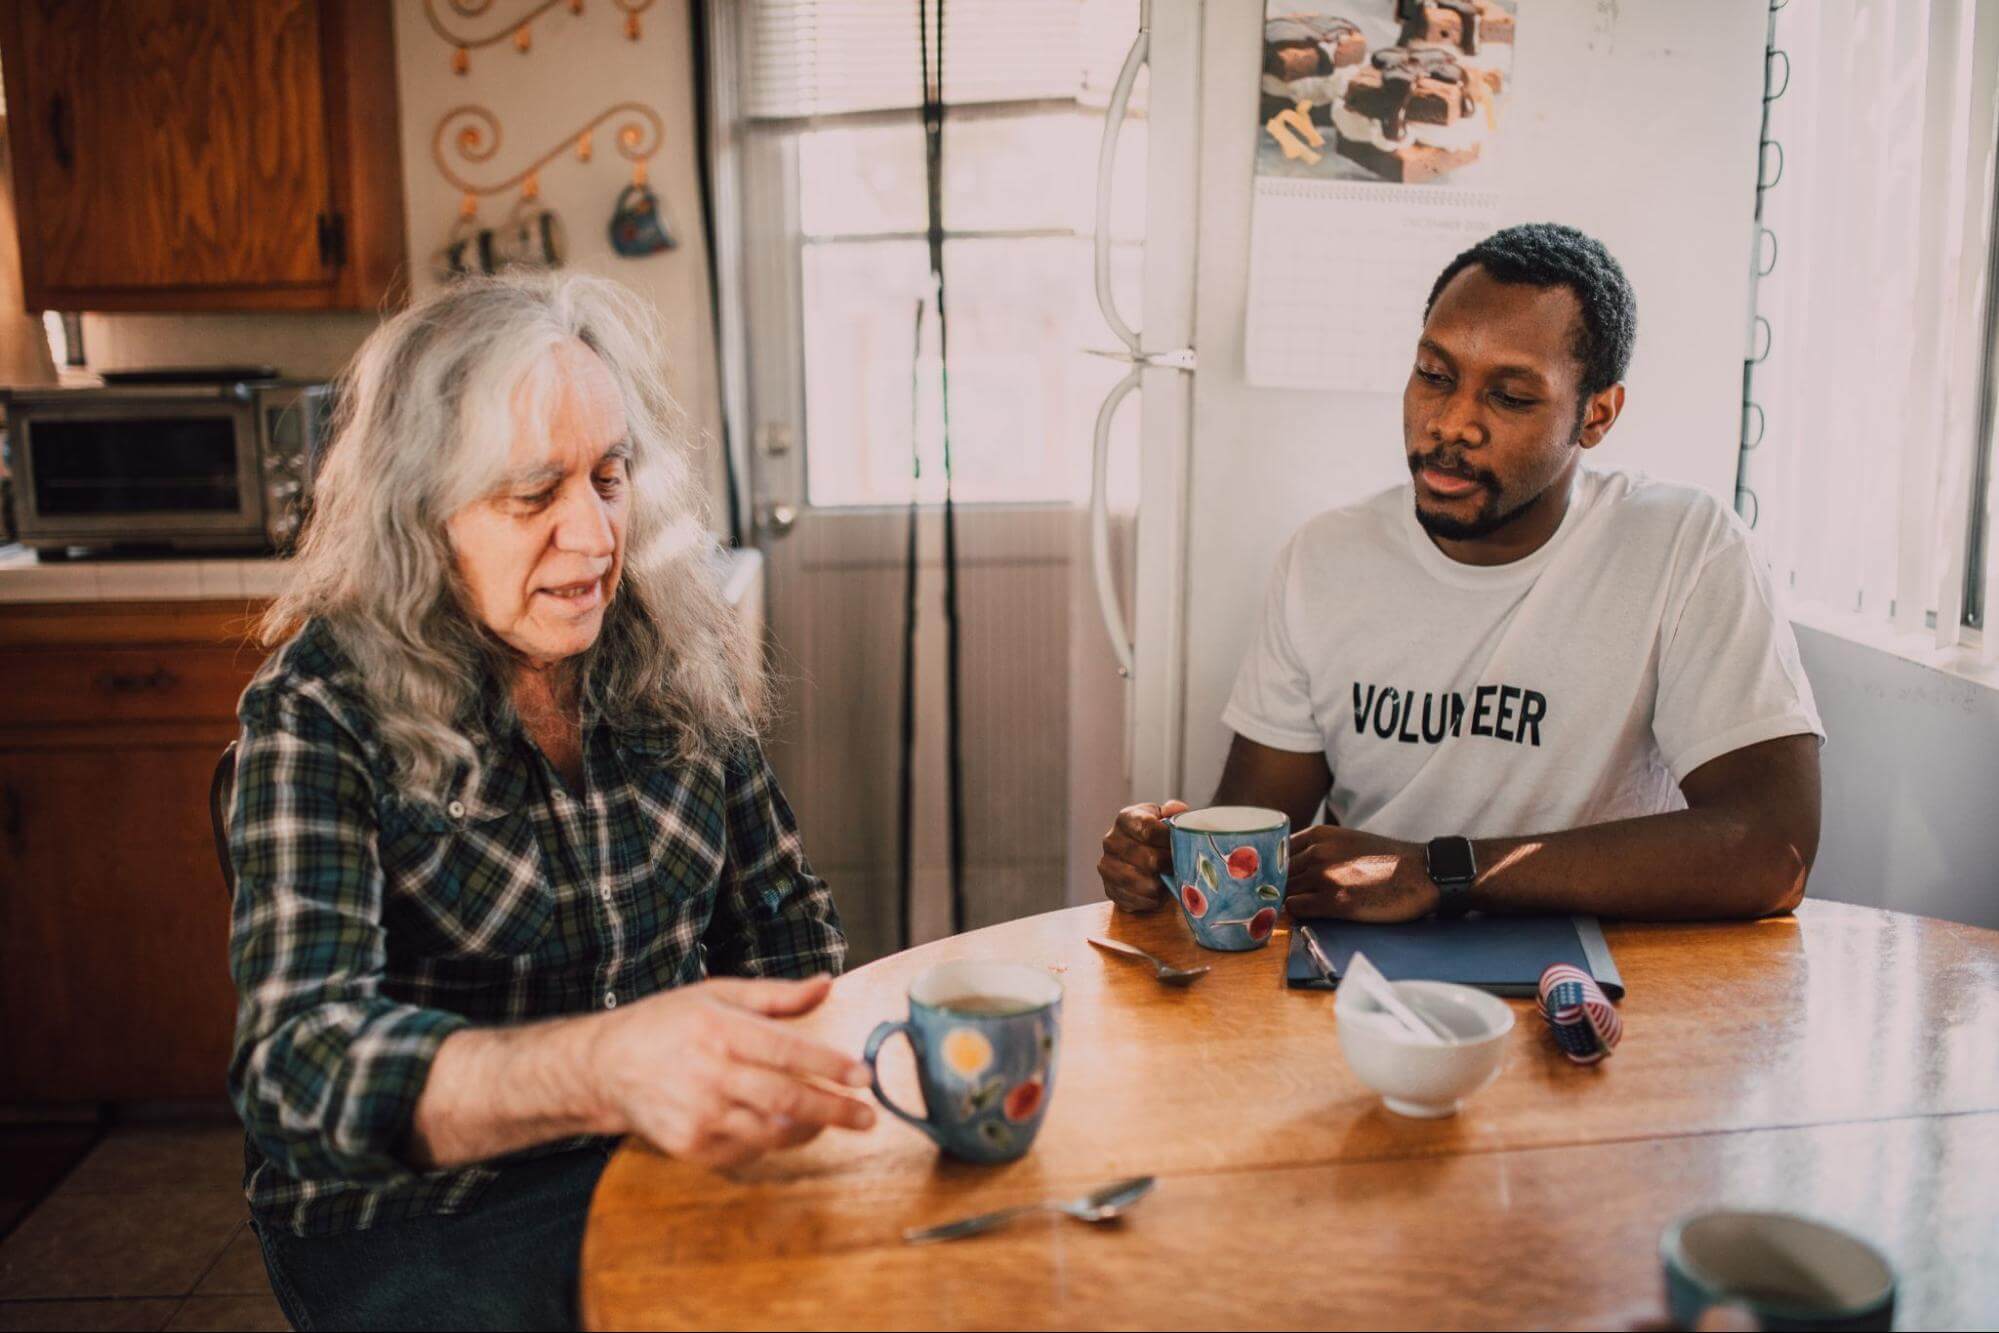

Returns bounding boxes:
[937,993,1039,1018]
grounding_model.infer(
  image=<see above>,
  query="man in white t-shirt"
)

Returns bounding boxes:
[1100,223,1823,922]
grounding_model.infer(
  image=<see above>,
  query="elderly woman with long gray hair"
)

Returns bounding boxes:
[224,272,872,1330]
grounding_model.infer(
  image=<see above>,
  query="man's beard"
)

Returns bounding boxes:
[1408,450,1524,541]
[1409,415,1582,541]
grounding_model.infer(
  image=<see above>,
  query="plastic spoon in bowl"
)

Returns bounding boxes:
[1344,950,1456,1044]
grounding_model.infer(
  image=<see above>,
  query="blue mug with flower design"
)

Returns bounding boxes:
[1161,806,1290,951]
[863,960,1062,1164]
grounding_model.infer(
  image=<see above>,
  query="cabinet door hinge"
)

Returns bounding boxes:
[316,212,347,269]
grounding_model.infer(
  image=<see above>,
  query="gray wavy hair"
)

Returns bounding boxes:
[262,270,764,804]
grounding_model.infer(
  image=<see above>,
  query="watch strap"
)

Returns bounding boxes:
[1426,835,1477,918]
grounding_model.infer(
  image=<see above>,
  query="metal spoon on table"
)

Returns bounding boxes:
[1087,936,1210,987]
[902,1176,1157,1244]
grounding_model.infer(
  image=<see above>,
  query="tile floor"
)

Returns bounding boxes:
[0,1123,286,1332]
[0,1128,100,1240]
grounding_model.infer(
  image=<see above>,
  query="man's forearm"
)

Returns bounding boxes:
[407,1014,615,1170]
[1210,777,1337,832]
[1210,744,1333,833]
[1469,806,1810,920]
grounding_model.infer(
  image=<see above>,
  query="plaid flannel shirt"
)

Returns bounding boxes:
[226,620,845,1236]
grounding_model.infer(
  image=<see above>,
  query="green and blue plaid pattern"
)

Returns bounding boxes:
[227,620,845,1235]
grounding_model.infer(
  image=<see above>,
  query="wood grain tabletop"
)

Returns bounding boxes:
[580,900,1999,1330]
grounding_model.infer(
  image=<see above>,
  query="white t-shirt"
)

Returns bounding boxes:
[1222,468,1823,841]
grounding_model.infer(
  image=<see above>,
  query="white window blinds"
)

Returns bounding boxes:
[1743,0,1999,652]
[745,0,1136,119]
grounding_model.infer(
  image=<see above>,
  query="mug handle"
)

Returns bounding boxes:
[863,1020,941,1143]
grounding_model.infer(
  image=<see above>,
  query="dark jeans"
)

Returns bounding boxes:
[251,1145,613,1332]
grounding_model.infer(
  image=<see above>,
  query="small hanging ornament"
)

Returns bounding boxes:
[625,10,641,40]
[452,45,470,75]
[514,23,531,53]
[609,167,674,258]
[434,194,485,281]
[576,131,593,163]
[521,171,541,203]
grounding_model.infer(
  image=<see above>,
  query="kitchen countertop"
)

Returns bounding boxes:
[0,544,765,606]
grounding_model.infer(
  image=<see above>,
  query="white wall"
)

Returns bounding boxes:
[1795,627,1999,930]
[70,0,727,516]
[389,0,722,498]
[1173,0,1769,797]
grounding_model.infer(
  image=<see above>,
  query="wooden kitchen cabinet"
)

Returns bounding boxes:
[0,600,269,1103]
[0,0,405,312]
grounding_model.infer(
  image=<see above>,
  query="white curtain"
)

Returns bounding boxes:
[1744,0,1999,653]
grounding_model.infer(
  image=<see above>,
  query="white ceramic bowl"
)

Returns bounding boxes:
[1334,980,1515,1118]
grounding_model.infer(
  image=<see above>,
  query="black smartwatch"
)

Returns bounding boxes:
[1425,835,1477,918]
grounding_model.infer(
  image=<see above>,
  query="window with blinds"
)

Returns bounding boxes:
[735,0,1146,507]
[747,0,1082,119]
[1742,0,1999,654]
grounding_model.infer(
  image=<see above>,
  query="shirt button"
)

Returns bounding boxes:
[604,991,618,1009]
[600,886,612,902]
[447,800,466,819]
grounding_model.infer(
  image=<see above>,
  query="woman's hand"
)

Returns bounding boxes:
[588,974,877,1170]
[1282,827,1439,923]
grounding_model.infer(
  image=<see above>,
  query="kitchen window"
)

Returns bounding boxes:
[1742,0,1999,652]
[714,0,1146,509]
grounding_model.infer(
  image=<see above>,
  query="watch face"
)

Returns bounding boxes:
[1428,836,1475,882]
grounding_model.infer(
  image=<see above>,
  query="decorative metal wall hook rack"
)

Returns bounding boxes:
[423,0,655,73]
[1735,0,1789,531]
[432,102,664,214]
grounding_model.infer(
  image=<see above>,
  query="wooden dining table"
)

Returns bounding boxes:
[580,900,1999,1330]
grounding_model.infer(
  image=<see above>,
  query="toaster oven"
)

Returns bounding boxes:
[2,378,332,554]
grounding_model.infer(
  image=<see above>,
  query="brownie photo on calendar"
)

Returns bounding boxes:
[1333,45,1491,184]
[1397,0,1515,88]
[1260,14,1368,124]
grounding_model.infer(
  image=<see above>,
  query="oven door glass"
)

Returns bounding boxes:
[30,416,243,515]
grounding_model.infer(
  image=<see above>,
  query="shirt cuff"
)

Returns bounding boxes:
[332,1005,472,1180]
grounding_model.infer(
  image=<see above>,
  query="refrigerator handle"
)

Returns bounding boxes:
[1093,0,1150,355]
[1090,364,1144,678]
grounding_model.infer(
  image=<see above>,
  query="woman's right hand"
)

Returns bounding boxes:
[1098,799,1190,912]
[588,974,877,1170]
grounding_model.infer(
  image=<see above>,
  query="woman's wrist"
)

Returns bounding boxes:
[571,1008,631,1138]
[411,1013,629,1168]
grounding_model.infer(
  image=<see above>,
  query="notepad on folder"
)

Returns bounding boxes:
[1285,914,1624,999]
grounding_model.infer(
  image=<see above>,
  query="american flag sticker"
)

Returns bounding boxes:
[1537,963,1623,1064]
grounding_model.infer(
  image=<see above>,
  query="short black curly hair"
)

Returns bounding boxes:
[1424,223,1637,403]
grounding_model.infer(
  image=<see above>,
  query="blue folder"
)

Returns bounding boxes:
[1284,914,1624,999]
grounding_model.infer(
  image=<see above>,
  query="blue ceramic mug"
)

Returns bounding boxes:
[863,960,1062,1164]
[609,183,676,257]
[1662,1210,1896,1332]
[1161,806,1290,951]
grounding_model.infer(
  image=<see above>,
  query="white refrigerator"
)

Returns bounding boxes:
[1080,0,1771,823]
